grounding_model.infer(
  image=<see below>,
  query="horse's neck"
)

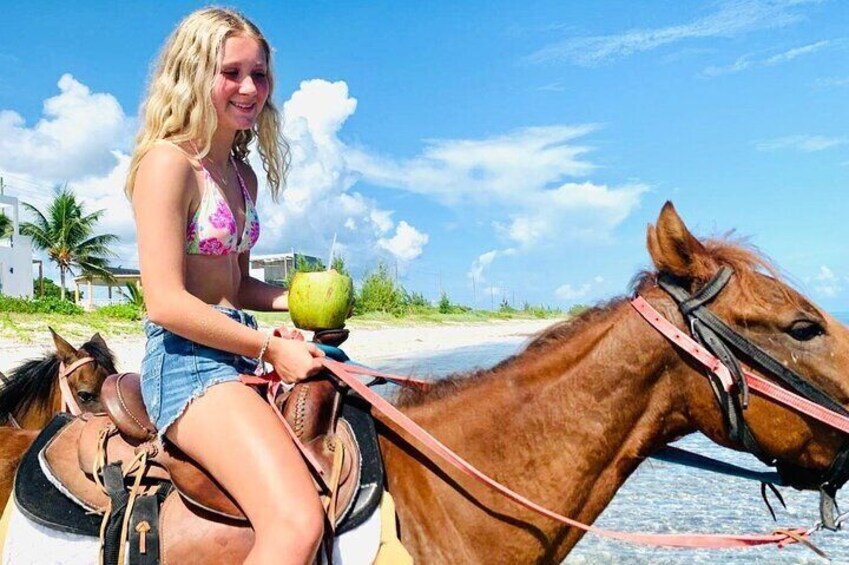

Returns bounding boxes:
[382,300,693,563]
[14,384,62,430]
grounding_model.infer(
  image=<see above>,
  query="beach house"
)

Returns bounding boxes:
[0,194,33,298]
[249,252,322,287]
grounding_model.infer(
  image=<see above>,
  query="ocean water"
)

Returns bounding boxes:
[375,327,849,565]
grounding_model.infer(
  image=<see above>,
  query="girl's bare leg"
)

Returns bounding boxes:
[166,382,323,564]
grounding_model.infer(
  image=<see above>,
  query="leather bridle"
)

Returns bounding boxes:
[57,356,96,416]
[647,266,849,530]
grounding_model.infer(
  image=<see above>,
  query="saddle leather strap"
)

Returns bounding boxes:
[99,463,129,565]
[59,356,95,416]
[317,358,819,551]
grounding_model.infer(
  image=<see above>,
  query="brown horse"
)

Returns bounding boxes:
[378,203,849,563]
[0,330,116,510]
[0,329,116,430]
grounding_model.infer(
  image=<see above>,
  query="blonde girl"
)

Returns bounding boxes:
[127,8,324,563]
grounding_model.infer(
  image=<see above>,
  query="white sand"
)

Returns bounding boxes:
[0,319,560,374]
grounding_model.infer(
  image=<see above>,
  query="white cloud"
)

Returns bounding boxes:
[348,124,599,206]
[555,275,606,303]
[814,76,849,88]
[252,79,430,268]
[555,283,591,301]
[525,0,818,66]
[498,181,647,247]
[349,125,646,255]
[466,248,516,282]
[0,74,131,181]
[702,39,839,77]
[377,221,429,262]
[813,265,842,297]
[468,250,499,282]
[753,135,846,152]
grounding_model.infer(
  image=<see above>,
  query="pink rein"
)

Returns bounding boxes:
[247,334,840,554]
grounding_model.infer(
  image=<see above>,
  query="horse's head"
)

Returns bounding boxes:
[644,202,849,494]
[49,328,117,414]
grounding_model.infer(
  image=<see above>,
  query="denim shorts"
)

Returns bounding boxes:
[140,305,260,437]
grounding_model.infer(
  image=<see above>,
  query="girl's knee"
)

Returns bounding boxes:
[291,500,325,543]
[257,499,325,547]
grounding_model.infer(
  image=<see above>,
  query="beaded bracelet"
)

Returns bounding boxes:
[256,331,272,369]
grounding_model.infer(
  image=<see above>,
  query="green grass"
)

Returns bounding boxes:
[0,308,564,342]
[0,312,143,343]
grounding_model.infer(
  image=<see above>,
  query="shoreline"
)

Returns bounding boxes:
[0,318,561,374]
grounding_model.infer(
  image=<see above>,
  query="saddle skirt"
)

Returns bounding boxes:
[15,369,386,562]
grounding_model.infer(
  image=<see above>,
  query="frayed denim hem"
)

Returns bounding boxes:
[156,374,244,442]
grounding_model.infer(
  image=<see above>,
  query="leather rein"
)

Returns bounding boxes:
[251,271,849,554]
[251,326,849,554]
[635,267,849,531]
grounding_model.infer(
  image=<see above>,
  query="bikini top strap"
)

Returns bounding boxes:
[231,156,251,199]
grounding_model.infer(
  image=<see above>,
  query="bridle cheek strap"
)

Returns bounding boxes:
[631,297,849,434]
[58,357,95,416]
[632,293,849,530]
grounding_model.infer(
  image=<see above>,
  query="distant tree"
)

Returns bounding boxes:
[407,291,431,309]
[20,187,117,301]
[356,261,406,315]
[0,213,12,239]
[120,282,146,313]
[35,278,69,300]
[568,304,589,317]
[438,292,452,314]
[330,254,349,277]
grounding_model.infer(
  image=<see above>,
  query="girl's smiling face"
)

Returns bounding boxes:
[212,34,269,131]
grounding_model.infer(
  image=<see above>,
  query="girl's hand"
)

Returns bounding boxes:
[274,325,305,341]
[264,337,324,384]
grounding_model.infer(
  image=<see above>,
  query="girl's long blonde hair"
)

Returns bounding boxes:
[125,7,288,199]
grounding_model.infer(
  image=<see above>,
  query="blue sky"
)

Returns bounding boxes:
[0,0,847,311]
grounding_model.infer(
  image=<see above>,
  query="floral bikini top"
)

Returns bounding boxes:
[185,156,260,256]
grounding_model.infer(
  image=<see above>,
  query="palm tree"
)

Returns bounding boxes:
[0,213,12,240]
[119,281,146,313]
[20,187,118,301]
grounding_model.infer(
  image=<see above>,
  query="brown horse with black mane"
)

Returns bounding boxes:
[0,330,116,510]
[378,203,849,562]
[0,330,116,430]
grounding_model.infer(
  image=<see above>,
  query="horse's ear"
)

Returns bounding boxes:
[647,202,707,278]
[88,332,107,350]
[49,327,77,361]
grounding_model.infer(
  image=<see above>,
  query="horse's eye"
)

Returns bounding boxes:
[77,391,98,404]
[787,320,825,341]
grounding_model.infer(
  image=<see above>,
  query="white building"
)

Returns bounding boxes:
[0,195,34,298]
[249,252,322,287]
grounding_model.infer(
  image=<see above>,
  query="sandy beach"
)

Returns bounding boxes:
[0,318,560,375]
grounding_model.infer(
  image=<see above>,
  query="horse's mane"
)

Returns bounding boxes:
[396,237,799,408]
[0,335,116,418]
[81,337,118,377]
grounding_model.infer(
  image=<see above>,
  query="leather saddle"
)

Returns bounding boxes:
[49,368,367,523]
[16,348,385,563]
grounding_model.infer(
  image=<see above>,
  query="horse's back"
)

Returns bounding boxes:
[0,429,36,511]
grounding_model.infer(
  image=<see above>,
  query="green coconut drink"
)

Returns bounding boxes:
[288,270,354,331]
